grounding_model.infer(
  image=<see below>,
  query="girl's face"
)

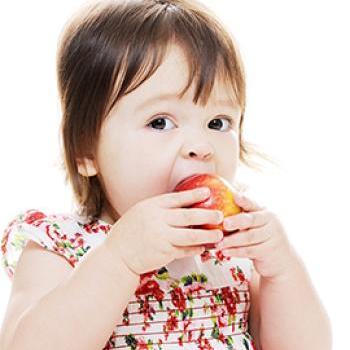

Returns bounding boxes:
[78,44,241,224]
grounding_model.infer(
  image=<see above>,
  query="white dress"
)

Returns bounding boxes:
[1,209,258,350]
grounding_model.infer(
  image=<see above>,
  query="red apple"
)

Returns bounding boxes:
[173,174,242,248]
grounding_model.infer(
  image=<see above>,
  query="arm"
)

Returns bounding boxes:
[258,253,332,350]
[7,240,139,350]
[220,192,332,350]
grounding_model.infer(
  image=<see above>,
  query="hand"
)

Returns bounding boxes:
[105,187,225,275]
[216,192,299,279]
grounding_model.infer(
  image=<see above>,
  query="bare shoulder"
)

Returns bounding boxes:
[0,240,73,348]
[248,265,261,349]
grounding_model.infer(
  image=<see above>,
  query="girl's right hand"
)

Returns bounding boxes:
[104,187,224,275]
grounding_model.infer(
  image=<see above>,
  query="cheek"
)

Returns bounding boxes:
[216,133,239,160]
[99,143,173,214]
[215,134,239,180]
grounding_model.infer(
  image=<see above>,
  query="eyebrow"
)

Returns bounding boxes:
[135,92,239,112]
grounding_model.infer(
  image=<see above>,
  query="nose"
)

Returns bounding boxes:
[182,142,214,161]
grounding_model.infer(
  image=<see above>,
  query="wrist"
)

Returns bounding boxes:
[101,238,140,283]
[262,248,304,284]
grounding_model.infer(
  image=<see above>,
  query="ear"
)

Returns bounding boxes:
[76,157,98,177]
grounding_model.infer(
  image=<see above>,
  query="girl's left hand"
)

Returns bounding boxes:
[216,192,299,279]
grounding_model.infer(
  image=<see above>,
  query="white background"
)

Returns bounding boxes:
[0,0,349,348]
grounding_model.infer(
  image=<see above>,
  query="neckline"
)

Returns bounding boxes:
[95,217,112,226]
[71,212,113,227]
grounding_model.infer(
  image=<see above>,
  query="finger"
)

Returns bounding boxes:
[222,244,259,259]
[223,210,271,231]
[234,192,265,212]
[222,235,276,260]
[217,226,271,249]
[168,227,223,247]
[158,187,211,208]
[165,208,224,227]
[173,245,207,259]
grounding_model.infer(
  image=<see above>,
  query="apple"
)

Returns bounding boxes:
[173,174,242,248]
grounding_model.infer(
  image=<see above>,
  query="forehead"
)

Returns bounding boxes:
[120,44,238,110]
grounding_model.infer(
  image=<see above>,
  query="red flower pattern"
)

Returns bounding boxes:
[136,279,165,302]
[170,286,187,312]
[230,266,247,284]
[24,210,46,224]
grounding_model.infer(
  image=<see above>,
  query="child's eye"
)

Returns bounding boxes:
[208,117,234,131]
[147,115,234,132]
[147,116,176,131]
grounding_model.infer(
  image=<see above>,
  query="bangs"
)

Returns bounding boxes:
[103,0,245,117]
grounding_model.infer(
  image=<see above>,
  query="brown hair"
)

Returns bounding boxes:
[56,0,276,221]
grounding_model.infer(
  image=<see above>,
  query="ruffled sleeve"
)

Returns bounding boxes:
[0,209,106,281]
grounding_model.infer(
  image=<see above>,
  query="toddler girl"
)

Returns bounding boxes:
[0,0,331,349]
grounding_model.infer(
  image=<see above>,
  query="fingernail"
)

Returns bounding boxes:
[199,187,210,196]
[223,218,231,230]
[235,192,243,200]
[235,194,246,205]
